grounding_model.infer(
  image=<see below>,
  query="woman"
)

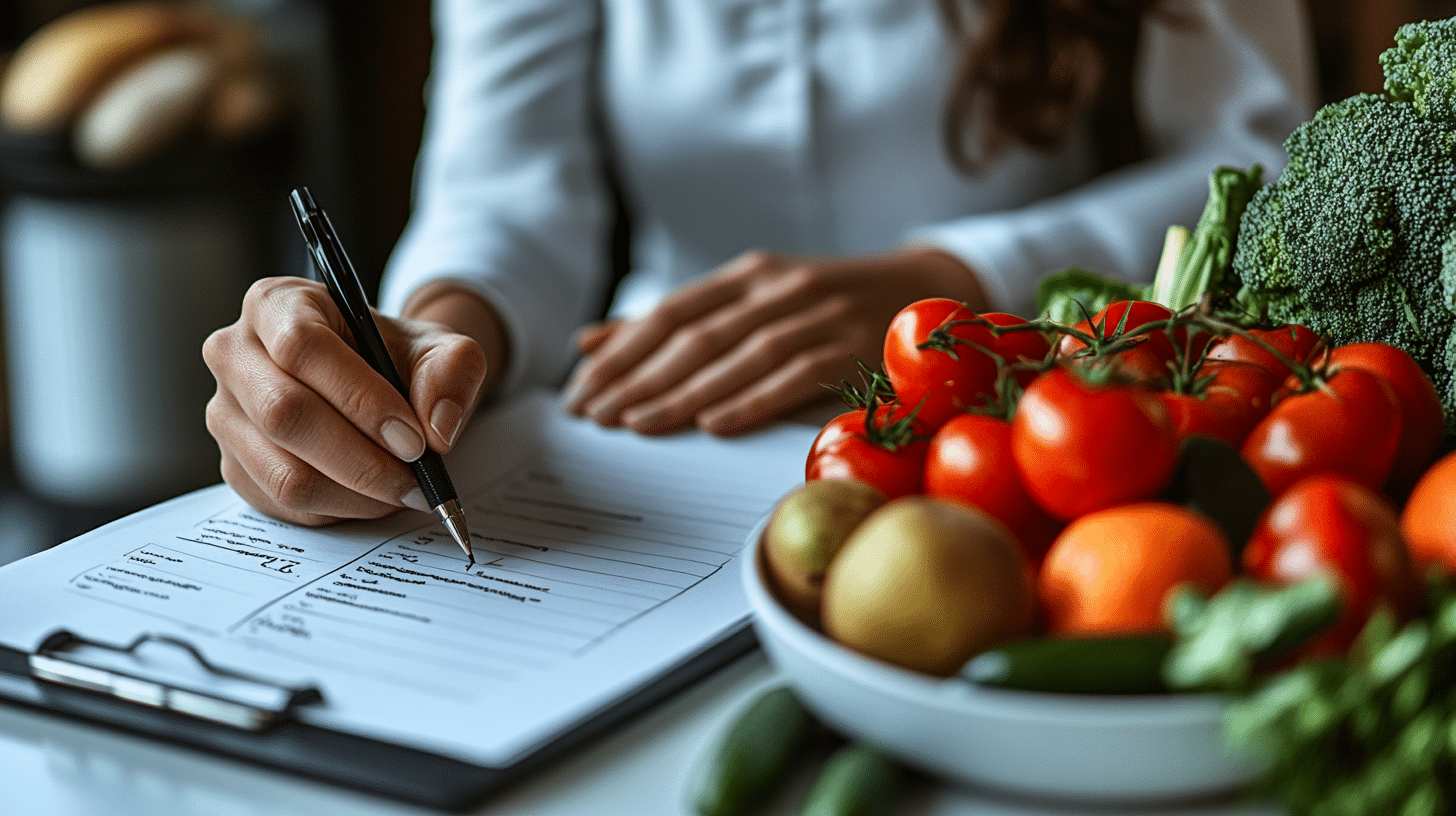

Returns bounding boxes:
[203,0,1315,526]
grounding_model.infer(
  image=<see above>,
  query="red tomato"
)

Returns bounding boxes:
[1241,367,1403,497]
[806,406,927,499]
[1099,341,1171,385]
[1159,361,1281,446]
[1205,324,1322,381]
[1056,301,1183,362]
[1010,367,1179,521]
[924,413,1061,565]
[882,299,998,430]
[980,312,1053,386]
[1318,342,1445,499]
[806,403,921,467]
[1244,474,1418,655]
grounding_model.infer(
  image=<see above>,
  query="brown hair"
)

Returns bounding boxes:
[939,0,1163,174]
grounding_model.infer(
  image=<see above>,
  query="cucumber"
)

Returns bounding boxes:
[960,634,1174,694]
[799,744,904,816]
[692,685,824,816]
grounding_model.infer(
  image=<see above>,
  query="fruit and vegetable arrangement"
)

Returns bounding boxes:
[695,17,1456,816]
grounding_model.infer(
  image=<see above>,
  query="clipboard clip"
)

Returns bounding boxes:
[28,630,324,732]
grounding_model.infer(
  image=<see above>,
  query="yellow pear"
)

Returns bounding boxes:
[822,496,1035,676]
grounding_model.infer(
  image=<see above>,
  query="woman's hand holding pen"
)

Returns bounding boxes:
[562,246,986,436]
[202,277,497,526]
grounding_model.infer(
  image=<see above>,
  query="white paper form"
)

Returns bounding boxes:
[0,390,819,766]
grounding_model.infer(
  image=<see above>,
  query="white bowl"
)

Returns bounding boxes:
[742,522,1261,804]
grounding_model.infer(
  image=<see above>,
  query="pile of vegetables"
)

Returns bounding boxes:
[790,255,1452,656]
[1041,15,1456,429]
[692,17,1456,816]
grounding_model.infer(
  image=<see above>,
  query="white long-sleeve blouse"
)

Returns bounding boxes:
[381,0,1317,392]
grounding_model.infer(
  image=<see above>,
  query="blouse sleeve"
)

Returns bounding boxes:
[910,0,1319,317]
[379,0,611,392]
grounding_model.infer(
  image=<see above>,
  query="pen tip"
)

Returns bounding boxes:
[435,500,472,564]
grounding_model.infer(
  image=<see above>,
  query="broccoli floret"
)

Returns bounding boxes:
[1382,17,1456,124]
[1233,18,1456,428]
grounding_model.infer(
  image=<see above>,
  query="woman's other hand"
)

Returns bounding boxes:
[562,246,985,435]
[203,277,498,526]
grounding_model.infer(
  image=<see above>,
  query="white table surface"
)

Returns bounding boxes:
[0,647,1282,816]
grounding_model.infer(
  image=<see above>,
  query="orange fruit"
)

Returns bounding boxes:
[1037,502,1233,636]
[1401,450,1456,575]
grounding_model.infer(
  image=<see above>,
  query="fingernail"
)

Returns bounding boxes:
[587,398,621,426]
[622,405,663,431]
[401,488,430,512]
[562,378,586,412]
[381,418,425,461]
[431,399,465,447]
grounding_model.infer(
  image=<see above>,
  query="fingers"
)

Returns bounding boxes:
[577,295,814,426]
[559,247,981,437]
[210,390,404,526]
[563,252,775,413]
[205,323,422,512]
[572,319,620,354]
[397,283,508,447]
[241,279,427,462]
[615,295,865,435]
[696,350,852,436]
[392,318,489,450]
[203,277,489,525]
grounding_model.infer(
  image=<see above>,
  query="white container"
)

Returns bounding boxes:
[2,193,251,506]
[742,522,1263,805]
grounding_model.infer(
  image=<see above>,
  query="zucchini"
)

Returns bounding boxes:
[960,634,1174,694]
[799,744,904,816]
[692,685,824,816]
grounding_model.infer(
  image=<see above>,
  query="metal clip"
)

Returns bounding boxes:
[29,630,323,731]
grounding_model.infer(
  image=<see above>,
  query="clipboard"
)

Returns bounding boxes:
[0,621,756,810]
[0,391,816,811]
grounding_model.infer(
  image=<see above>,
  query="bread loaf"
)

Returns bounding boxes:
[0,2,205,133]
[73,45,218,170]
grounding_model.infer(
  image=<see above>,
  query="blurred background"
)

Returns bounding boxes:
[0,0,1450,564]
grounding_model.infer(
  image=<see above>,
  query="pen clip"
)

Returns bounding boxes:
[290,190,347,294]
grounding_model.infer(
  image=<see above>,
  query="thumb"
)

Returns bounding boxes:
[404,327,490,452]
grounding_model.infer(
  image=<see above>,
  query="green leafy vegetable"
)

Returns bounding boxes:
[1214,577,1456,816]
[1035,163,1264,322]
[1231,17,1456,428]
[1035,267,1145,324]
[1162,578,1340,693]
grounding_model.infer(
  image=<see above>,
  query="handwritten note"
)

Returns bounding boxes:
[0,391,818,765]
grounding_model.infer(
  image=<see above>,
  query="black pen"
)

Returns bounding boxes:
[289,188,474,565]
